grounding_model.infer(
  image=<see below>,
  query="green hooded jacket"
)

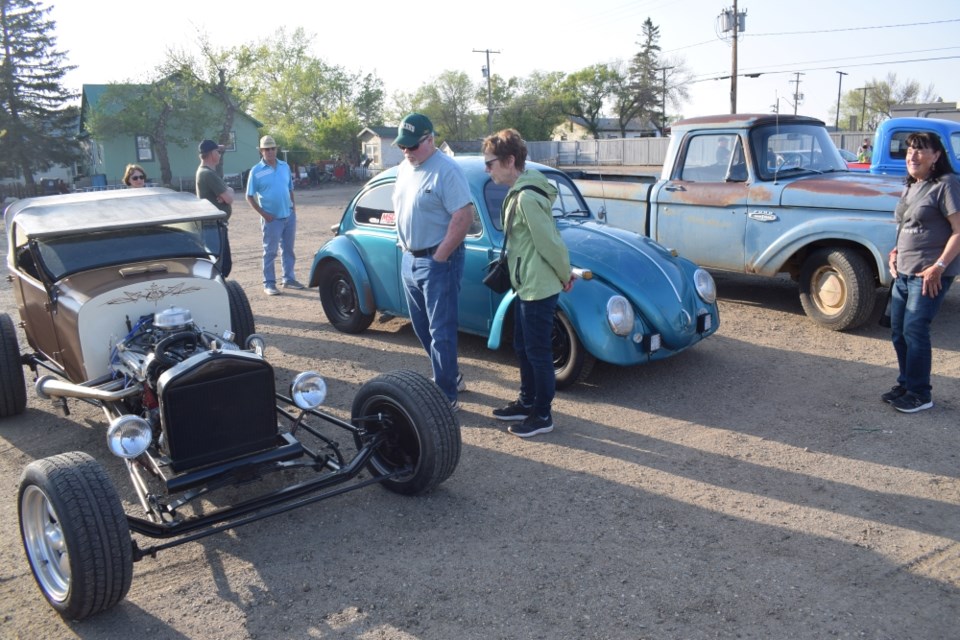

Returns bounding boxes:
[501,169,571,301]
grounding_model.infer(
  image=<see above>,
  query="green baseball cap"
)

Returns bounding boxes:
[394,113,433,147]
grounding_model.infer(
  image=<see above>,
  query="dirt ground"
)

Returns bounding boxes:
[0,184,958,640]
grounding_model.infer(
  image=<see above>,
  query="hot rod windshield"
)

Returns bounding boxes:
[34,220,222,281]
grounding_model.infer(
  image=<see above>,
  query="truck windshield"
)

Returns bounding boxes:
[751,124,847,180]
[34,220,222,280]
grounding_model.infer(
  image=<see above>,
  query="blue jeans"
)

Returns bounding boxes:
[401,245,465,401]
[261,213,297,286]
[514,294,559,418]
[890,274,954,401]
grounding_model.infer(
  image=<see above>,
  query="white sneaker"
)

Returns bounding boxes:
[433,373,467,393]
[264,286,281,296]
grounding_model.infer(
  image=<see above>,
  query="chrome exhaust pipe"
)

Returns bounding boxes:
[36,375,140,402]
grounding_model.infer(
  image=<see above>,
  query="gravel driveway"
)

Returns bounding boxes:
[1,184,957,639]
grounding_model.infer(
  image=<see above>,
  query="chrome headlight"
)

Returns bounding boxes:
[694,268,717,304]
[606,295,634,336]
[291,371,327,410]
[106,415,152,459]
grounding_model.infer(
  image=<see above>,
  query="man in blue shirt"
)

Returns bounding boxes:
[246,135,303,295]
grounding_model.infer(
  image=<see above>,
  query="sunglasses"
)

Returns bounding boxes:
[130,175,146,181]
[399,134,430,152]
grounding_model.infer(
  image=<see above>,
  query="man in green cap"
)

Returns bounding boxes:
[392,113,474,411]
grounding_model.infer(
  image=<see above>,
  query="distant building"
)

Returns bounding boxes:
[78,83,262,189]
[358,126,404,171]
[439,140,483,156]
[889,101,960,123]
[552,116,660,140]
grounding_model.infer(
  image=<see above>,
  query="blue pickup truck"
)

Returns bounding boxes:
[577,114,904,331]
[851,117,960,176]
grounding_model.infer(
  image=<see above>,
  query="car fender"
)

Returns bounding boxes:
[308,236,376,315]
[747,217,895,286]
[486,290,517,350]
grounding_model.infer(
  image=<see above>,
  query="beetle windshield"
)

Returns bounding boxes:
[34,220,222,280]
[483,172,591,231]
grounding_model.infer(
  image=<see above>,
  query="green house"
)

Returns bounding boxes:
[78,84,263,190]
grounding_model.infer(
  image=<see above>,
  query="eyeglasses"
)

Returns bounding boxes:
[399,134,430,152]
[484,158,497,169]
[261,147,277,152]
[130,175,146,181]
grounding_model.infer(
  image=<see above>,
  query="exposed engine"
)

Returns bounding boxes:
[110,307,240,391]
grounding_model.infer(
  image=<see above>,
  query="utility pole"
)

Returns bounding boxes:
[790,72,804,115]
[835,71,848,130]
[473,48,500,136]
[719,2,747,114]
[654,66,674,133]
[857,86,870,130]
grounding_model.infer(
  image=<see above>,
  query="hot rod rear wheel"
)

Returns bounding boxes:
[352,370,460,495]
[0,313,27,418]
[553,309,595,390]
[226,280,256,345]
[18,451,132,620]
[799,248,876,331]
[319,261,374,334]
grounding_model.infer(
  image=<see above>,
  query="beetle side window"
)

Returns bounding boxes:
[352,183,397,227]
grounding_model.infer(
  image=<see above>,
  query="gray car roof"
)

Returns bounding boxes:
[4,187,226,239]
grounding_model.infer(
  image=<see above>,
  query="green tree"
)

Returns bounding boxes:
[556,64,616,139]
[409,70,482,142]
[85,77,217,185]
[0,0,81,184]
[312,106,361,161]
[838,72,938,131]
[492,71,566,141]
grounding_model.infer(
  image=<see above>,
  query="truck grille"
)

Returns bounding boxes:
[157,351,279,472]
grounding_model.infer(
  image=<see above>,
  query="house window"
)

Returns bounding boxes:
[225,131,236,152]
[136,135,154,162]
[363,142,381,167]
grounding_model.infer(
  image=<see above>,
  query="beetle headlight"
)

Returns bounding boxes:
[291,371,327,410]
[606,295,634,336]
[106,415,152,459]
[694,268,717,304]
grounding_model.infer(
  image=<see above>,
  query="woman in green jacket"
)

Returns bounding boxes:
[482,129,573,438]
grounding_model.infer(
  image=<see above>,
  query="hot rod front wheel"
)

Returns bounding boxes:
[18,452,132,620]
[352,370,461,495]
[0,312,27,418]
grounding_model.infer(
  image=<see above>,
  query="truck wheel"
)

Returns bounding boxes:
[799,248,876,331]
[226,280,256,345]
[0,312,27,418]
[19,452,133,620]
[553,310,595,389]
[352,370,460,495]
[319,261,374,334]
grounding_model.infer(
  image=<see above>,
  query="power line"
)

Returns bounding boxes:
[688,54,960,84]
[748,17,960,37]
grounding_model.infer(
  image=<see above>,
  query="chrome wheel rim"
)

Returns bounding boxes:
[21,485,70,601]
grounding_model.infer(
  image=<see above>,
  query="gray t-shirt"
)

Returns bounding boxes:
[895,173,960,276]
[393,151,472,252]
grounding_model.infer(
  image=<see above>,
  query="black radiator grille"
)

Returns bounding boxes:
[159,354,279,472]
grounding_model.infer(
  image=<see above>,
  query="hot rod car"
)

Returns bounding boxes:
[1,188,460,620]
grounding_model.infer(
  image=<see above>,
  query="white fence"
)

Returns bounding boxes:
[528,132,871,168]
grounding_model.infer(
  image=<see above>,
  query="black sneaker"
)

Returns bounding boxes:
[881,385,907,404]
[891,392,933,414]
[492,399,532,422]
[508,414,554,438]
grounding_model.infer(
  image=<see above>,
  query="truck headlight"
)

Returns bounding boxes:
[106,415,152,459]
[606,295,634,336]
[694,268,717,304]
[291,371,327,410]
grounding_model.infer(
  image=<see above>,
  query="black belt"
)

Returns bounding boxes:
[409,244,439,258]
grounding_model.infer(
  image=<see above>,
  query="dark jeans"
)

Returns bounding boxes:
[401,245,465,401]
[890,274,954,401]
[514,294,559,418]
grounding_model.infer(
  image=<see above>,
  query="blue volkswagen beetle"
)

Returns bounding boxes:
[308,158,719,388]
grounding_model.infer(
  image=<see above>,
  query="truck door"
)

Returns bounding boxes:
[651,133,749,271]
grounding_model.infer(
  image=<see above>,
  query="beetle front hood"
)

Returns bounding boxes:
[776,173,902,212]
[558,219,707,345]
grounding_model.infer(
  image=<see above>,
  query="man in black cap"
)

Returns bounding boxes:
[196,139,234,277]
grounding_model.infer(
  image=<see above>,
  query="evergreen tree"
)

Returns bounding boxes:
[0,0,80,184]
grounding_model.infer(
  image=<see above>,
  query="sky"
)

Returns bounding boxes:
[49,0,960,130]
